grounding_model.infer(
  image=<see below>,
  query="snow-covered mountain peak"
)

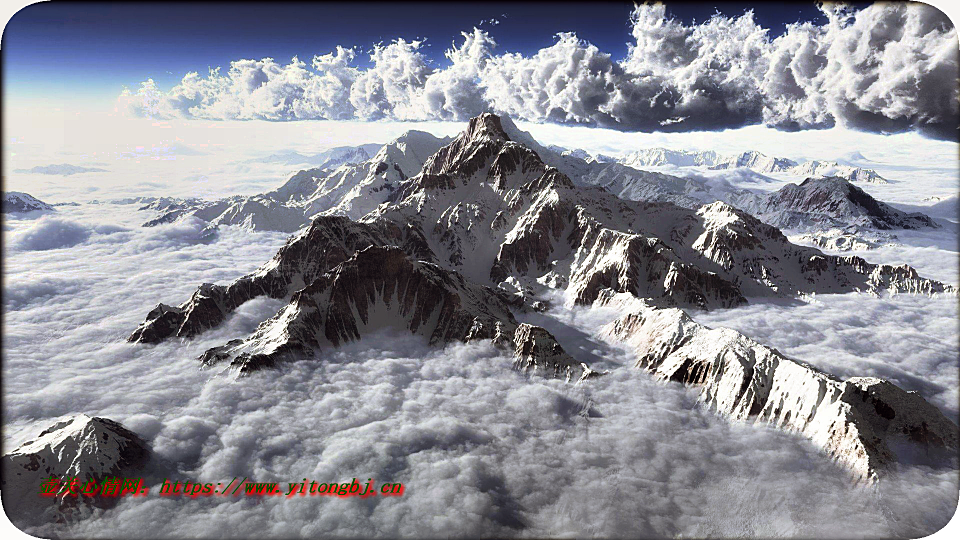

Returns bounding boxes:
[3,191,54,213]
[2,415,152,526]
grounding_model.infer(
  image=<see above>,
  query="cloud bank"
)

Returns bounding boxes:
[118,3,959,139]
[4,169,957,538]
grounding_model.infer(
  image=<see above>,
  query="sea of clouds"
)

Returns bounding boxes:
[116,3,959,139]
[3,204,957,537]
[3,111,959,537]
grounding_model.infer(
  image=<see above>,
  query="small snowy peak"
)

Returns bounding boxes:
[373,130,452,178]
[621,148,720,168]
[753,177,936,231]
[3,191,55,213]
[1,415,151,526]
[711,150,797,173]
[791,161,888,184]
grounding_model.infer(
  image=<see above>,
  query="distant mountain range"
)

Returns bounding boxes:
[618,148,889,184]
[13,164,108,175]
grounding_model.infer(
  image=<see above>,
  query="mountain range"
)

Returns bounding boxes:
[123,113,956,481]
[4,114,956,523]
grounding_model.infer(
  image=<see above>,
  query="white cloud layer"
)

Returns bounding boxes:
[3,202,957,538]
[117,3,958,139]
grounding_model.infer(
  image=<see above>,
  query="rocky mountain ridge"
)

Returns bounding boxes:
[598,291,959,482]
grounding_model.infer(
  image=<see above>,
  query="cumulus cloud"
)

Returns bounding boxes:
[3,275,86,311]
[4,182,957,538]
[11,217,92,251]
[117,2,958,139]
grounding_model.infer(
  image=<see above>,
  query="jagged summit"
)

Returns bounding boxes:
[463,112,512,142]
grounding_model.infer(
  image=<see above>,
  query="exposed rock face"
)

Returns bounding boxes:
[1,415,151,526]
[599,292,959,481]
[129,216,402,343]
[195,246,592,381]
[511,323,600,383]
[3,191,54,213]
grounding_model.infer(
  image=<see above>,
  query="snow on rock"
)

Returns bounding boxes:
[599,292,959,482]
[790,161,888,184]
[1,415,151,526]
[3,191,55,213]
[195,246,594,382]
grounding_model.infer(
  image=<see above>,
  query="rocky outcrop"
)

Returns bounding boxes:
[129,216,405,343]
[1,415,151,526]
[599,292,959,481]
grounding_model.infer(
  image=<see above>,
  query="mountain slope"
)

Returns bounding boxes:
[143,133,452,232]
[196,245,598,382]
[745,177,937,231]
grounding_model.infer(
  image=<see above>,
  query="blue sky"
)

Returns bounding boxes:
[3,1,828,109]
